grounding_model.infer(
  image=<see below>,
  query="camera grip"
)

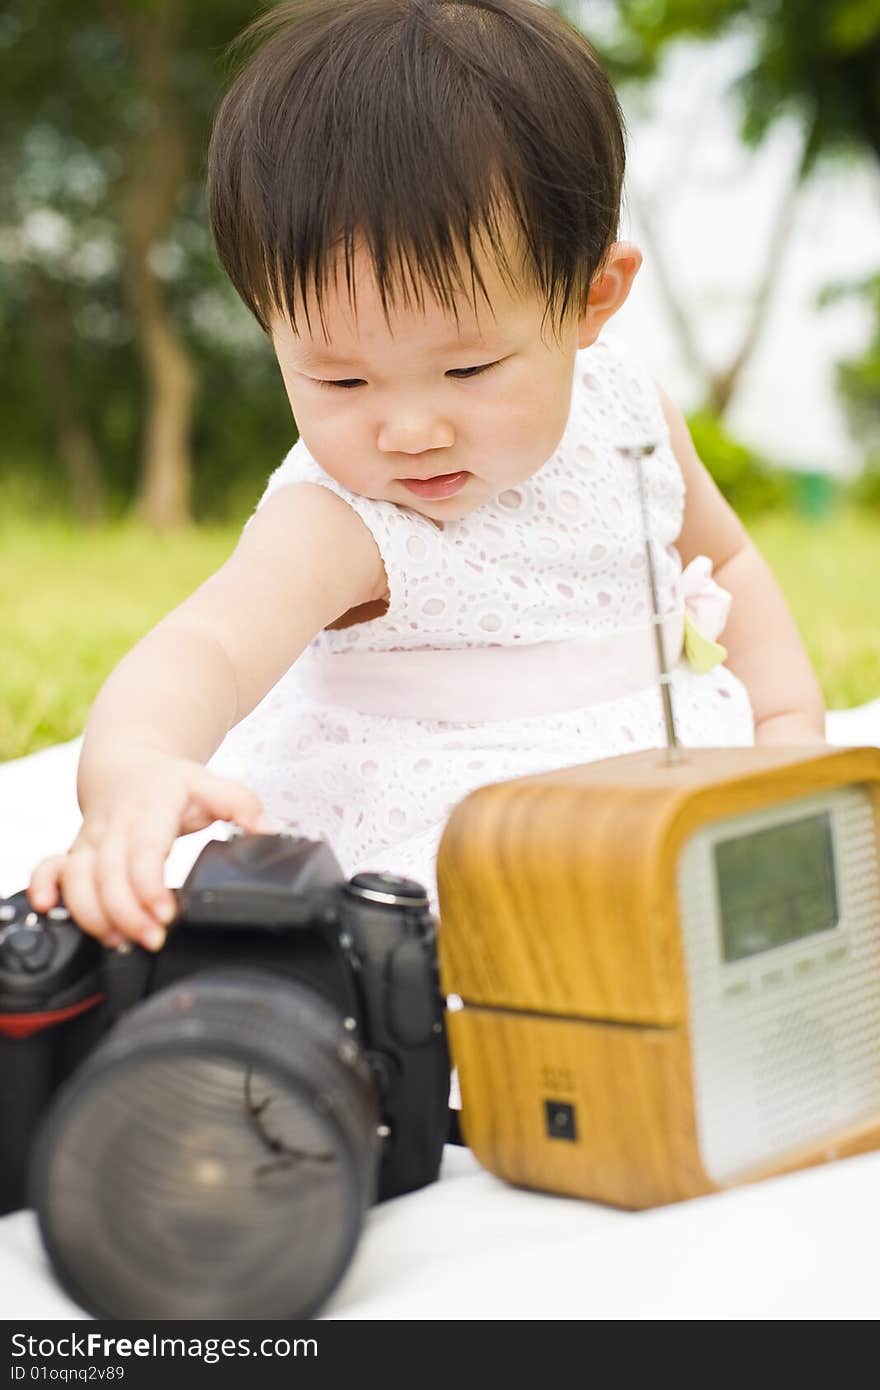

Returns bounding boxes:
[386,938,443,1047]
[0,1028,56,1213]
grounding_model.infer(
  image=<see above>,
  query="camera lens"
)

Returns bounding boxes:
[30,971,379,1320]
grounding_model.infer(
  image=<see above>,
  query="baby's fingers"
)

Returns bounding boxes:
[29,852,124,949]
[128,838,177,931]
[28,854,67,913]
[94,832,168,952]
[187,769,269,834]
[55,846,117,945]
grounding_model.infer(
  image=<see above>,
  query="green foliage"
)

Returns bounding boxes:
[188,325,298,521]
[2,1,878,522]
[686,409,795,514]
[599,0,880,167]
[815,272,880,497]
[852,459,880,508]
[0,264,295,521]
[836,275,880,465]
[588,0,880,501]
[0,0,288,523]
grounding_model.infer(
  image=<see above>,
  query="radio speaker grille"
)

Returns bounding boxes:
[678,785,880,1183]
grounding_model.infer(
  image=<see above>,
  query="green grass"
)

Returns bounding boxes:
[747,508,880,712]
[0,517,236,761]
[1,507,878,762]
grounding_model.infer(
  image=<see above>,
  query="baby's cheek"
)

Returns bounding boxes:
[507,371,570,453]
[493,402,566,477]
[300,419,365,491]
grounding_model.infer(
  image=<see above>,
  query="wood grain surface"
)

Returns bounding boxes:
[438,744,880,1206]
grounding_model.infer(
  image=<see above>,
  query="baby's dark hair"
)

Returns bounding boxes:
[207,0,626,337]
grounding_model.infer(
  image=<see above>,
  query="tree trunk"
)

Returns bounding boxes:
[634,132,805,420]
[127,249,197,531]
[29,272,106,525]
[111,3,196,530]
[705,172,800,416]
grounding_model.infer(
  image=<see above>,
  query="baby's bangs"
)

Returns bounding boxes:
[265,182,566,340]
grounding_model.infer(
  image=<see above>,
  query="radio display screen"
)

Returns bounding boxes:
[714,812,839,963]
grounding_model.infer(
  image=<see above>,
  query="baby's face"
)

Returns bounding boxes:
[270,244,583,524]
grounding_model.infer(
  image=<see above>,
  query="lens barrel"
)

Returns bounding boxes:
[31,970,379,1320]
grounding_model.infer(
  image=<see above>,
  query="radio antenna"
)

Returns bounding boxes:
[619,442,683,764]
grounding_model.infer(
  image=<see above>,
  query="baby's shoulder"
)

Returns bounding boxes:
[557,334,684,535]
[575,332,669,444]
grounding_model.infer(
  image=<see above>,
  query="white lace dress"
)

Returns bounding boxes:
[210,333,754,910]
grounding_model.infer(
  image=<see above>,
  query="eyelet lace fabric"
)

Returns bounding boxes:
[211,334,754,910]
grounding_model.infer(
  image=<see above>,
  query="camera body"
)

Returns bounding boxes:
[0,833,450,1220]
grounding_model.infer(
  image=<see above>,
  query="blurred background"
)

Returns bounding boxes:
[1,0,879,762]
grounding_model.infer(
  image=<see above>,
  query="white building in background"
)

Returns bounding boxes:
[608,33,880,476]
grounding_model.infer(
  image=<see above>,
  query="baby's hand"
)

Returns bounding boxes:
[27,754,269,952]
[755,713,827,747]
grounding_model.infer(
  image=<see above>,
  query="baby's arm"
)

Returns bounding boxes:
[660,389,826,745]
[28,484,386,948]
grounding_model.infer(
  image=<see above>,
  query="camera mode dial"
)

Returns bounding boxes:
[345,872,428,909]
[0,923,56,975]
[0,893,100,1007]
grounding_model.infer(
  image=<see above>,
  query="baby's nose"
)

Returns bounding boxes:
[377,414,455,455]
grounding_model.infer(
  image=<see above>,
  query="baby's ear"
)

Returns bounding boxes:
[577,242,642,348]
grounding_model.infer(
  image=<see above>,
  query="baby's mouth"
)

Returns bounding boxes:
[399,471,470,500]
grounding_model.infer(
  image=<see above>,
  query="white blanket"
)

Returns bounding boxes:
[2,700,880,1321]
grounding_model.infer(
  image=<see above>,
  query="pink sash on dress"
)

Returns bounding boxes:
[294,610,686,721]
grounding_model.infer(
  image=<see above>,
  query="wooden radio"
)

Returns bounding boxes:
[437,742,880,1207]
[437,445,880,1208]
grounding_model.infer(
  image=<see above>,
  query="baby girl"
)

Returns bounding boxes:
[29,0,825,948]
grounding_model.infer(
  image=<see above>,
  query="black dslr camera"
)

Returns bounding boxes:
[0,834,450,1320]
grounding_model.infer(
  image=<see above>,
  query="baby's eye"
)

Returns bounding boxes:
[446,360,502,380]
[315,377,366,390]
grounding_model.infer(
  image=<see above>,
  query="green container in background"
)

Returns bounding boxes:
[794,470,838,520]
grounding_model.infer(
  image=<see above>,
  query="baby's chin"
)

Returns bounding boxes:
[395,485,486,525]
[415,494,479,519]
[392,471,536,524]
